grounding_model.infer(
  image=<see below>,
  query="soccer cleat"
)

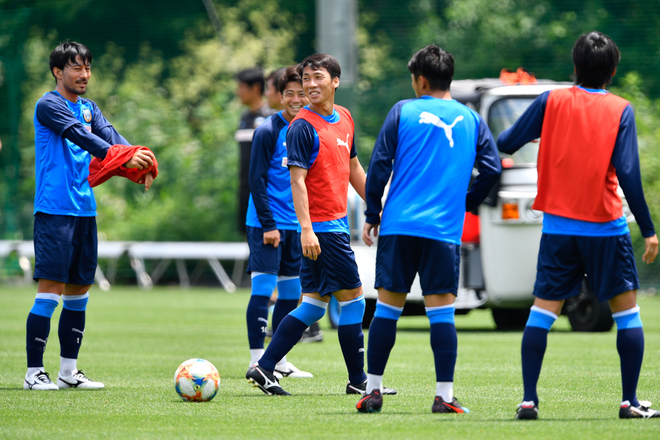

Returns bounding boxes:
[515,401,538,419]
[57,370,105,389]
[299,322,324,343]
[24,370,59,390]
[273,361,313,379]
[346,379,397,395]
[619,400,660,419]
[356,389,383,413]
[246,364,291,396]
[432,396,470,414]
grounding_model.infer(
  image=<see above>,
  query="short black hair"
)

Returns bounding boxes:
[297,53,341,80]
[278,66,303,94]
[407,44,454,91]
[235,67,265,94]
[572,31,620,89]
[267,67,286,92]
[50,41,92,80]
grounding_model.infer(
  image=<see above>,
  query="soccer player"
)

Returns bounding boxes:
[264,68,286,111]
[245,66,313,378]
[25,41,156,390]
[356,45,502,413]
[246,54,394,397]
[235,68,275,235]
[497,32,659,420]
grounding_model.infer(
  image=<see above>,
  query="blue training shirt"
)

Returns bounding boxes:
[34,91,129,216]
[365,96,501,244]
[497,87,654,237]
[286,107,357,235]
[246,111,299,231]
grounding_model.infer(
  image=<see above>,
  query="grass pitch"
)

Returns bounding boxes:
[1,285,660,439]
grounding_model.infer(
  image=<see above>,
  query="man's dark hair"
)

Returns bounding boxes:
[235,67,265,94]
[407,44,454,91]
[572,31,620,89]
[278,66,303,94]
[268,67,286,92]
[50,41,92,80]
[297,53,341,80]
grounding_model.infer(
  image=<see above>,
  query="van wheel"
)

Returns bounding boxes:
[565,280,613,332]
[491,307,530,330]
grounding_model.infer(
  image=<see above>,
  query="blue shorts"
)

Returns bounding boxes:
[376,234,460,295]
[534,233,639,302]
[33,213,97,285]
[246,226,301,276]
[300,232,361,297]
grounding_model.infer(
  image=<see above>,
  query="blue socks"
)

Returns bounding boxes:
[338,295,367,385]
[246,274,277,349]
[259,297,327,372]
[272,276,301,333]
[26,293,60,368]
[367,301,403,376]
[613,306,644,406]
[521,306,558,406]
[427,305,457,382]
[59,294,88,360]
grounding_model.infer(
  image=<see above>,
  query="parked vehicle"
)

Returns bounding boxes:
[327,79,617,332]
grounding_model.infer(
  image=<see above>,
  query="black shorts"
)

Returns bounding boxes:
[246,226,301,276]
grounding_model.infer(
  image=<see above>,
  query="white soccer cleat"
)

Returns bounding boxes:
[273,361,313,378]
[57,370,105,389]
[24,370,59,390]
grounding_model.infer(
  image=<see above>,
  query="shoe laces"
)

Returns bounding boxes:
[34,371,53,383]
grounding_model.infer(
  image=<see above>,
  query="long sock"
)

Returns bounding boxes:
[338,295,367,385]
[427,305,457,386]
[260,297,327,372]
[273,276,301,333]
[366,301,402,393]
[614,306,644,407]
[26,293,60,368]
[521,306,557,406]
[59,293,88,372]
[246,273,277,349]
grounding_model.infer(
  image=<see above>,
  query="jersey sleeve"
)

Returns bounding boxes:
[286,119,317,170]
[364,101,403,225]
[90,101,131,146]
[249,120,279,231]
[497,91,548,154]
[612,105,655,237]
[466,114,502,212]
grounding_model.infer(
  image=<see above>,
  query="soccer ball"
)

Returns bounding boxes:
[174,358,220,402]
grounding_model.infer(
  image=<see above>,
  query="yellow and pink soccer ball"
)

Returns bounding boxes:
[174,358,220,402]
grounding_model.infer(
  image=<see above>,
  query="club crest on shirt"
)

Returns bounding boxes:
[82,107,92,123]
[337,133,351,152]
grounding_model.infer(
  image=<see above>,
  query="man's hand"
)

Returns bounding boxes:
[643,234,659,264]
[144,172,154,191]
[362,222,379,246]
[125,149,156,170]
[301,228,321,260]
[263,229,281,248]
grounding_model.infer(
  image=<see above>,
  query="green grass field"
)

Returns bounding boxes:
[1,285,660,439]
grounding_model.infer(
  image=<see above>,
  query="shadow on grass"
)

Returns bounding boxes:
[395,327,573,333]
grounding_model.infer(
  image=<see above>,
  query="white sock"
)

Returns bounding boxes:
[275,355,288,369]
[250,349,264,368]
[60,357,77,378]
[436,381,453,402]
[366,374,383,394]
[27,367,43,378]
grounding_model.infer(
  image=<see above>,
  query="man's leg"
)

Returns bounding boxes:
[246,273,277,366]
[335,287,367,387]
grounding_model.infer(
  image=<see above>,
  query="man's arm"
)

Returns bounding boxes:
[497,91,549,155]
[249,122,279,233]
[612,105,657,264]
[349,156,366,201]
[290,166,320,260]
[90,101,131,146]
[466,115,503,212]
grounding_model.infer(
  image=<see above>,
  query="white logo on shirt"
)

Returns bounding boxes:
[418,112,464,147]
[282,157,288,167]
[337,133,350,152]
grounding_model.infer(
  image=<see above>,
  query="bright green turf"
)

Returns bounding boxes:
[1,285,660,439]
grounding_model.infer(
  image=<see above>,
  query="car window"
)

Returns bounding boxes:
[488,98,538,166]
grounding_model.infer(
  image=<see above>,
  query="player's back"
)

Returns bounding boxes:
[381,96,480,244]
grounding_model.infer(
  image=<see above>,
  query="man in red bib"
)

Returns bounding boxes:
[499,31,658,420]
[246,54,395,397]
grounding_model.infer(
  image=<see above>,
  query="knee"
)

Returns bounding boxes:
[338,295,365,326]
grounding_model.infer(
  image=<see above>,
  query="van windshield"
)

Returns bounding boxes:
[488,98,538,166]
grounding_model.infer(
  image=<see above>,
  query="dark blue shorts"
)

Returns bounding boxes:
[376,234,460,295]
[33,213,98,285]
[299,232,361,297]
[534,233,639,302]
[246,226,301,276]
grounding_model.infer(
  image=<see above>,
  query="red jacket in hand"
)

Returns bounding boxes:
[88,144,158,188]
